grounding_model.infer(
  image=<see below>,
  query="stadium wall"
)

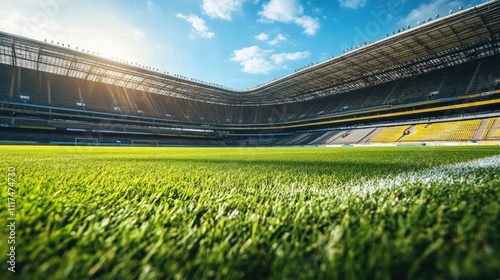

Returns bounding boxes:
[1,45,500,145]
[1,54,500,126]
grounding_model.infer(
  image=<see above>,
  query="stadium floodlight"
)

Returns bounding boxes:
[137,110,144,115]
[114,107,121,113]
[76,102,86,107]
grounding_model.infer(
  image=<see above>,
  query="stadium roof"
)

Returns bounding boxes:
[1,1,500,106]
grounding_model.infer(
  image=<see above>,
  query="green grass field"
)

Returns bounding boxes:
[1,145,499,279]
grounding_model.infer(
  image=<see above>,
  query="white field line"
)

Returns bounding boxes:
[277,154,500,199]
[353,154,500,195]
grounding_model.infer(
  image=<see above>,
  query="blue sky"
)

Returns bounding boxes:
[0,0,487,89]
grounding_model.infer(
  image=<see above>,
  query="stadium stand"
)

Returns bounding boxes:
[484,117,500,139]
[308,131,341,145]
[273,132,320,146]
[398,120,482,142]
[328,128,376,144]
[371,125,412,143]
[1,1,500,146]
[1,53,500,126]
[271,117,499,146]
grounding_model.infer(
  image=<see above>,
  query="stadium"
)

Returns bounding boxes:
[0,2,499,146]
[1,1,500,279]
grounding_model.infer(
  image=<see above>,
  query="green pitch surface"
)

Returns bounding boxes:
[1,146,500,279]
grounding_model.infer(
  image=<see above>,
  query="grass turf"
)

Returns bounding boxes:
[0,145,499,279]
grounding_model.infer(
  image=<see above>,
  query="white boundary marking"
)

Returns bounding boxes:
[352,154,500,195]
[276,154,500,199]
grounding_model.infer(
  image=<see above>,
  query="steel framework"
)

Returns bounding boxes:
[1,1,500,106]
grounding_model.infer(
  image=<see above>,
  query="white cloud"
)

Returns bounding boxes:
[399,0,460,26]
[255,32,269,41]
[202,0,245,20]
[268,33,286,45]
[0,10,34,37]
[271,51,309,65]
[294,16,320,36]
[255,33,286,45]
[0,8,149,62]
[230,46,275,74]
[176,13,215,38]
[258,0,320,35]
[230,45,309,74]
[0,1,169,73]
[338,0,367,9]
[259,0,302,22]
